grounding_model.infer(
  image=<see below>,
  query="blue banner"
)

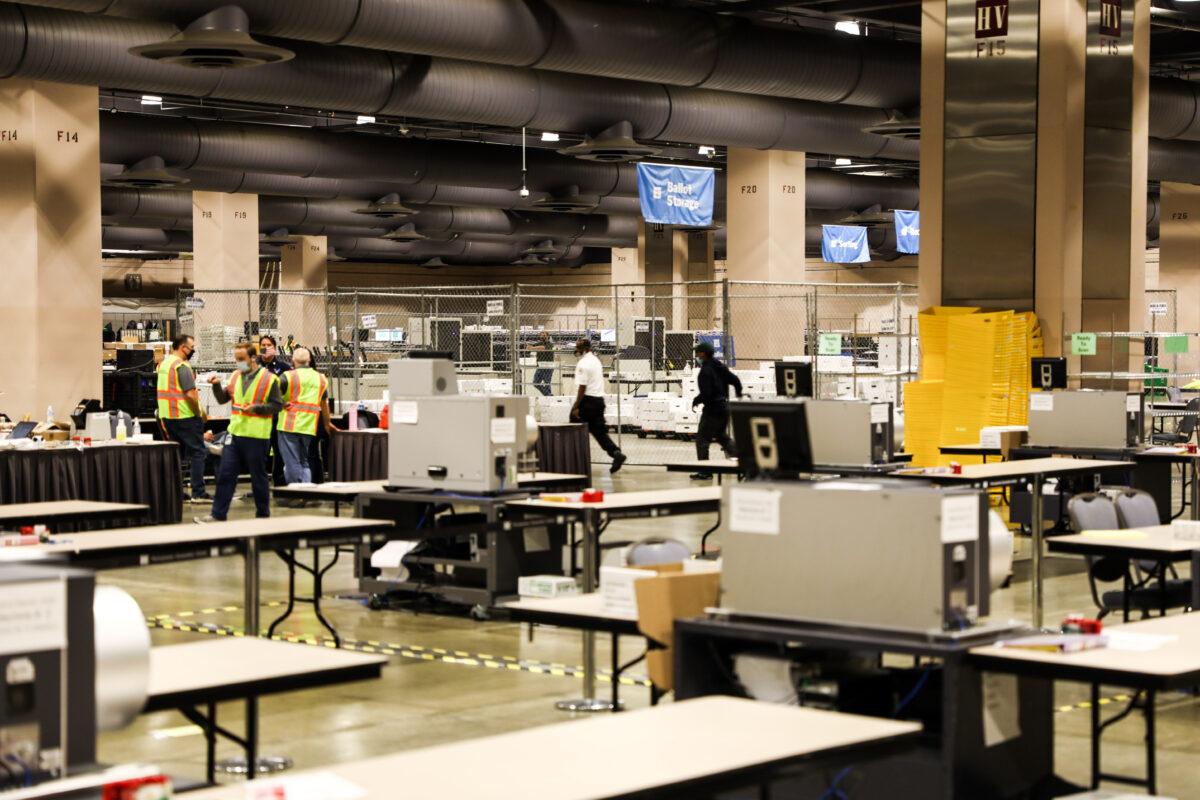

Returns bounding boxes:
[894,209,920,254]
[636,163,716,227]
[821,225,871,264]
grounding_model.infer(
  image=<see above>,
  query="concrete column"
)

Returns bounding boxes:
[279,235,329,350]
[684,230,716,329]
[725,148,806,360]
[0,80,101,419]
[1159,183,1200,377]
[638,222,688,331]
[611,246,644,348]
[191,191,259,337]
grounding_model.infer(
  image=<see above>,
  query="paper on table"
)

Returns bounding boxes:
[245,772,366,800]
[1105,631,1179,653]
[981,672,1020,748]
[1142,446,1187,455]
[1079,529,1147,540]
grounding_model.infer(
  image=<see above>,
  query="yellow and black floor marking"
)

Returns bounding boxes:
[1056,694,1134,715]
[147,597,337,621]
[146,616,653,689]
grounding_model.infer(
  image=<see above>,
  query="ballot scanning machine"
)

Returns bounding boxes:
[1027,389,1143,450]
[387,356,531,493]
[733,398,893,468]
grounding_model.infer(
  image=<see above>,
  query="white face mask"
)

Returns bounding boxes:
[236,360,252,374]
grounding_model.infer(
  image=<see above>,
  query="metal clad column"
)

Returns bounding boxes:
[192,191,260,333]
[1159,183,1200,379]
[279,235,329,349]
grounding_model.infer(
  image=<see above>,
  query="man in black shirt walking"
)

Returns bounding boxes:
[690,342,742,480]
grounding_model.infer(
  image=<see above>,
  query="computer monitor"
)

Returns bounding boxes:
[599,329,617,344]
[730,400,814,479]
[774,361,814,399]
[1031,357,1067,391]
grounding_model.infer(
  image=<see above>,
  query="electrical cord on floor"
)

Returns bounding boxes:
[893,667,932,717]
[817,766,854,800]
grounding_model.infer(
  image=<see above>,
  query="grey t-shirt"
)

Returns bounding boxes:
[175,359,196,392]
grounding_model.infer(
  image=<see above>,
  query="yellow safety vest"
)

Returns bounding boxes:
[156,354,196,420]
[227,368,277,439]
[278,368,328,436]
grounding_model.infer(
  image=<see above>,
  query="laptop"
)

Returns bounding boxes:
[8,421,37,440]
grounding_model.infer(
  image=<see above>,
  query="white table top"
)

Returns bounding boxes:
[972,613,1200,679]
[1050,525,1200,555]
[275,474,588,497]
[0,515,391,559]
[0,500,147,521]
[666,459,740,470]
[184,696,919,800]
[148,639,386,700]
[507,486,722,511]
[505,593,633,622]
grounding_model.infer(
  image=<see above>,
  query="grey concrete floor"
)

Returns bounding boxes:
[97,464,1200,797]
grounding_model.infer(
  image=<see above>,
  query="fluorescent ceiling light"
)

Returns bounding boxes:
[834,20,861,35]
[698,145,716,156]
[835,157,853,166]
[356,115,376,125]
[541,131,560,142]
[140,95,162,106]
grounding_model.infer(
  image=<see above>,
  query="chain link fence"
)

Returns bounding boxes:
[176,281,918,464]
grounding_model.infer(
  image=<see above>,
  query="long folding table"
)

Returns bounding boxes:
[144,639,386,785]
[0,500,149,530]
[504,487,721,712]
[184,696,920,800]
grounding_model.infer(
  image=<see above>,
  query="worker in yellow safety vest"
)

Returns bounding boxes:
[196,341,283,523]
[275,347,336,488]
[157,334,210,502]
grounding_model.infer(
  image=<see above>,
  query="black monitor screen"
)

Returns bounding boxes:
[1030,357,1067,390]
[774,361,814,399]
[730,401,814,478]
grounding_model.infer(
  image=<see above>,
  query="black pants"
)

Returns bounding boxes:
[212,435,271,520]
[164,417,208,498]
[696,404,736,461]
[577,396,620,457]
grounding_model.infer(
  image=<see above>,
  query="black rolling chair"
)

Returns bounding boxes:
[1068,493,1189,621]
[1151,397,1200,445]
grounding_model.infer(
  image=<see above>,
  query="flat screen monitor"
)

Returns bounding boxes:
[1031,357,1067,391]
[730,401,814,478]
[774,361,814,399]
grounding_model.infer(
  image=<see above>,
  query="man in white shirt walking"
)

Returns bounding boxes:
[570,338,627,473]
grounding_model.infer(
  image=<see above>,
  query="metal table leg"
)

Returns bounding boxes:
[1191,459,1199,522]
[1030,476,1046,629]
[244,538,260,780]
[556,508,614,713]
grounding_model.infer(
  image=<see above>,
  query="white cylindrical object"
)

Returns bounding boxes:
[987,510,1015,592]
[525,414,540,452]
[94,586,151,732]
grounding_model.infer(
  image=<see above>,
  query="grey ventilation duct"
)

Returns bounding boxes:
[530,186,602,213]
[0,6,916,160]
[382,223,426,241]
[259,227,293,245]
[353,193,416,218]
[128,5,294,69]
[103,156,190,189]
[558,121,661,163]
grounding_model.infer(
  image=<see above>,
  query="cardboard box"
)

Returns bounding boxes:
[632,568,720,692]
[980,426,1028,457]
[517,575,580,599]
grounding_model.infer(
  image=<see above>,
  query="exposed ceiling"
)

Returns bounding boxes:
[0,0,1189,264]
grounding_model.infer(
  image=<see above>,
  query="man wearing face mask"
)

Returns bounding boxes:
[690,341,742,480]
[196,342,283,522]
[258,334,292,487]
[157,334,210,502]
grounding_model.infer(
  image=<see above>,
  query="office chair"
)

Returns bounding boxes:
[1151,397,1200,445]
[625,538,691,566]
[1114,488,1190,596]
[1067,493,1188,620]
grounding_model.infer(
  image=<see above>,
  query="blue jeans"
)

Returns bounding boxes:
[163,417,207,498]
[277,430,314,485]
[211,435,271,520]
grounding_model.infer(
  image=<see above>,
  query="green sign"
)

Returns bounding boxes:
[818,333,843,356]
[1165,335,1189,355]
[1071,332,1097,356]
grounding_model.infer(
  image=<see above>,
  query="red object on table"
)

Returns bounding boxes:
[379,402,390,430]
[102,775,172,800]
[1062,614,1103,634]
[950,462,963,475]
[581,489,605,503]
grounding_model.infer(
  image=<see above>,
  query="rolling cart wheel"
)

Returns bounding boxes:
[367,593,387,611]
[470,604,491,621]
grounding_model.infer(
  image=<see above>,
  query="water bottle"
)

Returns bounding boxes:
[348,404,358,431]
[45,405,53,425]
[132,418,141,437]
[115,418,127,441]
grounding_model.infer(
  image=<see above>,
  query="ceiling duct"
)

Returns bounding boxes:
[838,207,894,225]
[531,186,601,213]
[558,121,660,163]
[353,193,416,218]
[259,227,293,245]
[861,112,921,141]
[382,223,427,241]
[522,240,560,257]
[128,5,294,69]
[103,156,190,189]
[511,254,548,266]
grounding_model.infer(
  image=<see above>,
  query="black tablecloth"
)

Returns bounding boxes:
[328,430,388,482]
[0,442,182,525]
[536,423,591,475]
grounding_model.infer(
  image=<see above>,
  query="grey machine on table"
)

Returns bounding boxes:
[802,399,895,468]
[1027,389,1144,450]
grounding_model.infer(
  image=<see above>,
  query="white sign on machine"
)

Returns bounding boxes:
[0,580,66,656]
[728,487,782,535]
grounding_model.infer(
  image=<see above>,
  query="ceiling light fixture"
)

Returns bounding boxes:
[835,157,853,166]
[140,95,163,106]
[698,145,716,157]
[834,20,862,36]
[520,127,530,198]
[356,115,376,125]
[541,132,560,142]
